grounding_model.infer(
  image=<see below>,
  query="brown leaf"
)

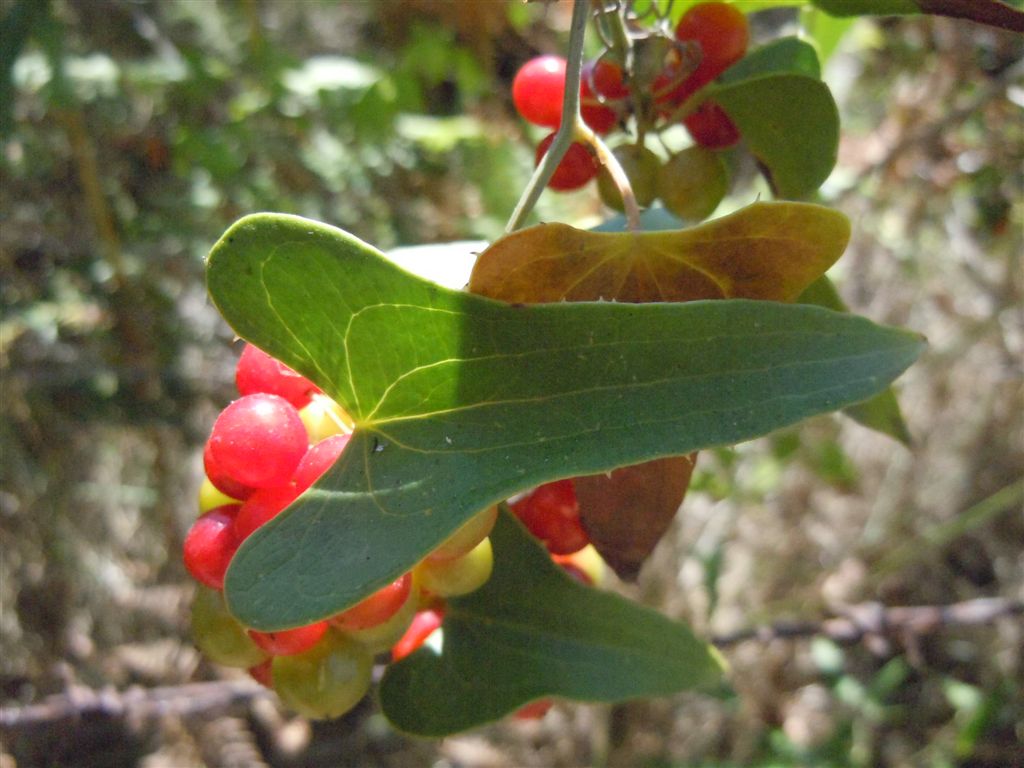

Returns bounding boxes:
[575,455,697,581]
[469,201,850,304]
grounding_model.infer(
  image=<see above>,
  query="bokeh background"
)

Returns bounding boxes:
[1,1,1021,766]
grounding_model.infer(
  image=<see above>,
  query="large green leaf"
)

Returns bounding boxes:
[379,509,725,736]
[798,276,912,445]
[208,213,922,630]
[706,74,839,198]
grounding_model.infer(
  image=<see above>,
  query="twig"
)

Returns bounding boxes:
[505,0,591,234]
[916,0,1024,33]
[710,596,1023,648]
[0,679,269,730]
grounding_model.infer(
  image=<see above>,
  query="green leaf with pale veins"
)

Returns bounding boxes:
[705,74,839,198]
[379,509,726,736]
[799,276,913,446]
[208,213,923,630]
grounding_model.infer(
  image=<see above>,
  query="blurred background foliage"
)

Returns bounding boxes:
[0,1,1021,766]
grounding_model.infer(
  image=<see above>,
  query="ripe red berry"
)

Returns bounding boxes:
[248,659,273,688]
[391,607,445,662]
[580,59,627,134]
[207,394,308,490]
[513,699,554,720]
[249,621,328,656]
[203,443,255,501]
[510,479,589,555]
[183,506,241,589]
[234,485,299,542]
[684,101,740,148]
[330,573,413,632]
[535,133,598,192]
[512,55,567,128]
[674,2,749,89]
[292,433,351,493]
[235,343,322,408]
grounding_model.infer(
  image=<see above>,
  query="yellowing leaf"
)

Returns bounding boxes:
[469,201,850,304]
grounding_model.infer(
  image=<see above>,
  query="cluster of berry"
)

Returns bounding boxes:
[511,2,748,220]
[186,344,604,719]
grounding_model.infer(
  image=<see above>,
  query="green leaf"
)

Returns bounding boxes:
[706,74,839,198]
[379,509,725,736]
[719,37,822,84]
[800,8,857,64]
[208,213,923,630]
[798,276,912,445]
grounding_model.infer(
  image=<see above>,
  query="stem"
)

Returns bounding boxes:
[578,122,642,231]
[504,0,591,234]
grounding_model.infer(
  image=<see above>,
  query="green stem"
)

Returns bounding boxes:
[504,0,591,234]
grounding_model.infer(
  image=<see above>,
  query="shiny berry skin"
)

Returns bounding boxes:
[292,433,351,493]
[580,59,627,134]
[249,621,329,656]
[183,506,241,589]
[514,699,554,720]
[510,479,589,555]
[191,585,269,669]
[658,145,729,220]
[203,443,255,501]
[248,659,273,687]
[207,394,308,489]
[272,632,372,719]
[330,573,413,632]
[391,607,445,662]
[684,101,740,148]
[674,2,749,89]
[234,484,299,541]
[415,537,493,598]
[235,343,322,408]
[512,55,567,128]
[535,133,598,192]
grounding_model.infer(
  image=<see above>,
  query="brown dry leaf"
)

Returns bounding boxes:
[575,455,697,581]
[469,201,850,303]
[470,201,850,579]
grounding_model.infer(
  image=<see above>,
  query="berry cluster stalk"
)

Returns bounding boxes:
[504,0,641,233]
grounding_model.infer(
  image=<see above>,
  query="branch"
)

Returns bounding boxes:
[505,0,591,234]
[710,596,1023,648]
[0,679,269,731]
[916,0,1024,33]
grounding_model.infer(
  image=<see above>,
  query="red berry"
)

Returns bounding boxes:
[235,343,321,408]
[510,479,589,555]
[513,699,554,720]
[293,434,351,493]
[248,659,273,687]
[674,2,749,88]
[203,443,255,501]
[684,101,740,148]
[391,608,445,662]
[207,394,308,490]
[580,59,627,134]
[234,485,299,541]
[249,621,328,656]
[512,55,567,128]
[535,133,598,192]
[330,573,413,632]
[183,506,241,589]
